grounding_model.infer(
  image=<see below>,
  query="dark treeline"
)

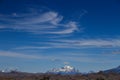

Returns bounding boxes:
[0,71,120,80]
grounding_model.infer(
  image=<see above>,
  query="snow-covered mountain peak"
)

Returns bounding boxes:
[59,65,74,72]
[47,65,79,74]
[64,65,74,70]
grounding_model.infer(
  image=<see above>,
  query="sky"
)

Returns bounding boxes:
[0,0,120,73]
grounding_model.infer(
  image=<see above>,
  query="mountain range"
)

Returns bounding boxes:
[1,65,120,74]
[47,65,120,74]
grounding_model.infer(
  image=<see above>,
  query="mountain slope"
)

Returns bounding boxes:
[104,66,120,73]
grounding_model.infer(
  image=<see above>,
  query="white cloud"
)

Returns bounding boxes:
[20,11,59,24]
[0,10,80,35]
[50,15,63,25]
[49,21,79,34]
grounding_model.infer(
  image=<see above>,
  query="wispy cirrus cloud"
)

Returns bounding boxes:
[0,10,80,34]
[52,38,120,48]
[49,21,79,34]
[0,50,94,63]
[111,50,120,54]
[0,50,119,63]
[14,38,120,50]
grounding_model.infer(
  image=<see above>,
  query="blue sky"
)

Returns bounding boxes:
[0,0,120,73]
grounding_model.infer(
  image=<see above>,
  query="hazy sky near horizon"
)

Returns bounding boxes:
[0,0,120,72]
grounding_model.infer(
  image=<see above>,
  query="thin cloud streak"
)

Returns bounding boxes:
[0,50,101,63]
[14,46,51,50]
[0,50,93,62]
[0,51,42,59]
